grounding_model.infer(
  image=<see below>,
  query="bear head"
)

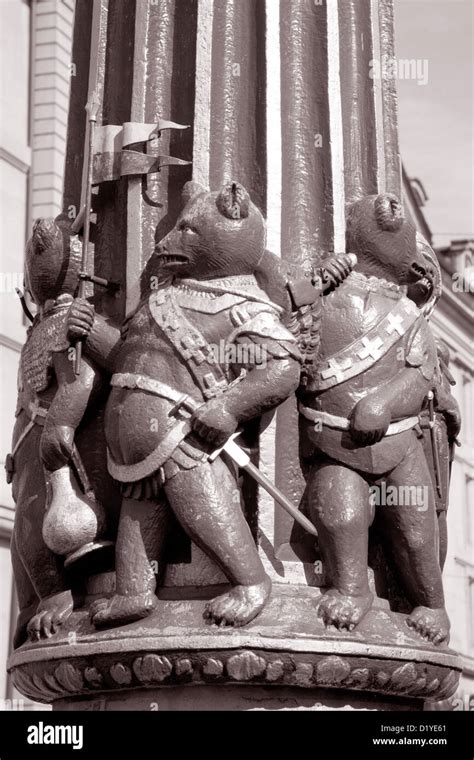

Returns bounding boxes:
[154,180,266,280]
[406,232,441,317]
[346,193,433,290]
[25,216,82,306]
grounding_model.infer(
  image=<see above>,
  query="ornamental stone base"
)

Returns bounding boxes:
[8,584,461,711]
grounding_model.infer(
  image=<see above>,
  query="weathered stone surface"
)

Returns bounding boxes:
[202,658,224,677]
[133,655,172,684]
[174,658,193,677]
[266,660,284,682]
[109,663,132,686]
[316,656,351,685]
[291,663,314,688]
[226,652,266,681]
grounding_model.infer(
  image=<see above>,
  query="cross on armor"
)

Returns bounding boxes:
[28,398,46,421]
[321,357,353,383]
[358,335,384,360]
[180,334,207,364]
[385,313,404,336]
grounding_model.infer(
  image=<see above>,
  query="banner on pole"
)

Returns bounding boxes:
[92,121,190,183]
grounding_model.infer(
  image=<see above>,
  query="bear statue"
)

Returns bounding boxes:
[67,180,304,628]
[298,193,451,645]
[7,218,118,646]
[67,179,356,630]
[407,233,461,570]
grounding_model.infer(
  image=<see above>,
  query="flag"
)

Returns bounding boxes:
[92,120,190,184]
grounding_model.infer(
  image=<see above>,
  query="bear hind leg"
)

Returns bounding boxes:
[307,459,374,631]
[91,496,170,628]
[164,457,271,627]
[379,439,450,645]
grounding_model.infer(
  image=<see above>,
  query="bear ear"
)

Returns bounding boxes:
[374,193,404,231]
[182,181,207,206]
[216,181,250,220]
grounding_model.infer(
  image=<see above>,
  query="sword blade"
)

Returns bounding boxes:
[221,439,318,537]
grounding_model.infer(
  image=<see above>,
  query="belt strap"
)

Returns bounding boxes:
[109,374,195,482]
[299,404,418,437]
[107,418,192,483]
[10,420,36,459]
[11,400,49,456]
[111,373,185,404]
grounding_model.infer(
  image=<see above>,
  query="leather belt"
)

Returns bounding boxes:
[107,418,192,483]
[298,404,419,437]
[108,373,194,482]
[111,373,186,404]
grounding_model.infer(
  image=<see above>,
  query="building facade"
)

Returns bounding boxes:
[0,0,74,706]
[0,0,472,708]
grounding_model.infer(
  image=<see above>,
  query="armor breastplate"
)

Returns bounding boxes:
[148,275,281,399]
[315,295,420,392]
[19,295,71,395]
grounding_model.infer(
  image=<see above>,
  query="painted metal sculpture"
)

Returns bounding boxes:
[7,218,117,645]
[298,193,451,645]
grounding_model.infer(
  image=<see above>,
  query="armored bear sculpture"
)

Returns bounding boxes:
[407,233,461,570]
[67,181,303,628]
[8,218,117,645]
[298,193,451,645]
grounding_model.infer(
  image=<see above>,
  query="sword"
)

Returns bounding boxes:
[208,433,317,537]
[427,390,443,500]
[170,393,317,537]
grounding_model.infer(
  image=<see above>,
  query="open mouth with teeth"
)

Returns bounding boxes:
[155,253,189,267]
[414,274,433,296]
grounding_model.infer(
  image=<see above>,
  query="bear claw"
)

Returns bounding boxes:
[90,592,157,628]
[317,589,373,631]
[406,606,450,645]
[204,577,272,628]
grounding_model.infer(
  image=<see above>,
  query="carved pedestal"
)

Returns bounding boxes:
[8,584,461,711]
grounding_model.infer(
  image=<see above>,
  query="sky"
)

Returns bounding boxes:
[394,0,473,246]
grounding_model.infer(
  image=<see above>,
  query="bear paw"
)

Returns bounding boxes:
[317,589,373,631]
[27,590,74,641]
[406,606,450,645]
[204,577,272,627]
[90,592,157,628]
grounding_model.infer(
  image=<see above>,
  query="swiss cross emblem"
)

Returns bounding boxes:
[321,357,353,383]
[357,336,384,361]
[180,334,207,364]
[385,313,404,336]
